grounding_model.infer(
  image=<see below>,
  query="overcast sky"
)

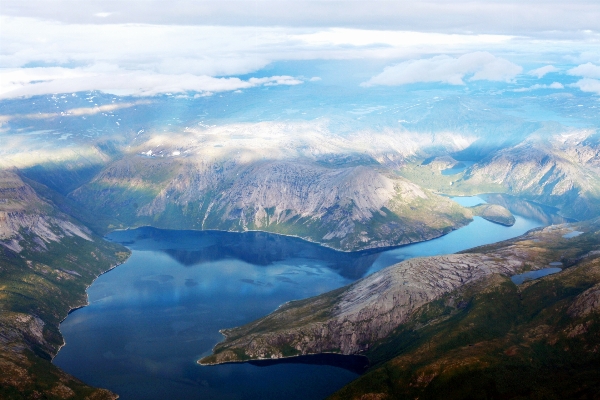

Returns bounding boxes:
[1,0,599,98]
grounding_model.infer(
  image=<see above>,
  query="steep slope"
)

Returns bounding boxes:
[72,155,472,251]
[199,217,600,397]
[0,170,129,399]
[463,129,600,220]
[331,220,600,399]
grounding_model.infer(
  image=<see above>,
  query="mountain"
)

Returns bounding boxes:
[399,126,600,221]
[200,218,600,398]
[2,94,598,241]
[0,170,129,399]
[68,122,475,251]
[1,90,599,397]
[463,129,600,220]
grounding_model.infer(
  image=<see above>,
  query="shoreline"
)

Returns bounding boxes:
[107,221,469,255]
[197,350,370,367]
[52,257,130,360]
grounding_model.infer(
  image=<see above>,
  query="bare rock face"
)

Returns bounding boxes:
[201,218,600,365]
[463,130,600,220]
[74,157,472,251]
[0,171,92,252]
[568,283,600,318]
[201,253,524,363]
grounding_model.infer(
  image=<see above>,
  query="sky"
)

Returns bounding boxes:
[1,0,599,99]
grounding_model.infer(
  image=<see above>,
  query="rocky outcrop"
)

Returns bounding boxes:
[200,253,525,364]
[470,204,515,226]
[424,156,460,171]
[0,170,92,252]
[568,283,600,318]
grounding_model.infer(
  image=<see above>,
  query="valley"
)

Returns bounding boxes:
[0,88,598,399]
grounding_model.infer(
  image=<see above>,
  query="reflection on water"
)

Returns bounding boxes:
[124,229,381,280]
[247,353,370,375]
[480,193,573,225]
[54,194,564,400]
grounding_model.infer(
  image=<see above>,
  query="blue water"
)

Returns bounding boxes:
[441,161,476,175]
[451,195,486,207]
[511,268,562,285]
[53,195,560,400]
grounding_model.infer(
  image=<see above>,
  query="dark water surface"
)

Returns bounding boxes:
[54,195,566,399]
[511,268,562,285]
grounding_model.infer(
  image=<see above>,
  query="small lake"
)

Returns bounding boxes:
[511,268,562,285]
[53,195,567,399]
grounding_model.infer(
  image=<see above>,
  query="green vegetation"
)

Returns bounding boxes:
[0,174,130,399]
[397,162,505,196]
[330,221,600,399]
[0,232,129,399]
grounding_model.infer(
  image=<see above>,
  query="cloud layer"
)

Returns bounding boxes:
[0,67,302,98]
[3,0,599,35]
[528,65,559,78]
[568,63,600,95]
[512,82,564,92]
[362,52,522,87]
[1,3,599,99]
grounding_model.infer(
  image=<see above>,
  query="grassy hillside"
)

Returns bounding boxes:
[0,172,130,399]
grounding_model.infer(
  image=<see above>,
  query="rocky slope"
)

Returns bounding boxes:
[200,218,600,368]
[71,154,473,251]
[332,218,600,399]
[463,129,600,220]
[0,170,128,399]
[469,203,515,226]
[0,170,94,253]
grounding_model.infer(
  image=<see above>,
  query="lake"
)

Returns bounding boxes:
[511,267,562,285]
[53,195,567,399]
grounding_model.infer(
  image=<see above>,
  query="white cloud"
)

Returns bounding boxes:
[3,0,600,36]
[567,62,600,79]
[528,65,559,78]
[362,52,522,87]
[294,29,513,48]
[566,63,600,94]
[512,82,564,92]
[0,67,303,99]
[309,77,322,82]
[0,17,524,74]
[570,78,600,95]
[0,13,596,98]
